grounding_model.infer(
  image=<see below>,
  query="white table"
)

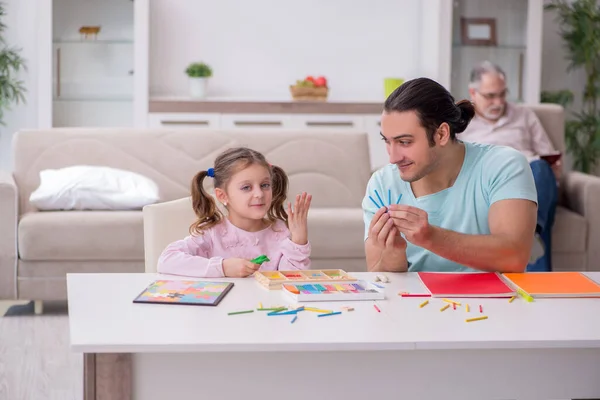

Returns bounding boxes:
[67,272,600,400]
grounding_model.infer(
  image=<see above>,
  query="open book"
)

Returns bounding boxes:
[417,272,516,298]
[502,272,600,298]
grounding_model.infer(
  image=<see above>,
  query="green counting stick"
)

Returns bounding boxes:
[250,255,270,265]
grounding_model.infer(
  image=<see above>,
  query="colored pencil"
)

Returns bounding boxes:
[228,310,254,316]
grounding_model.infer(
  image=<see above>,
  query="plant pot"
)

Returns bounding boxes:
[189,77,209,99]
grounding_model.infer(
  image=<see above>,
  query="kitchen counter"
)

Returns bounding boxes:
[149,97,383,115]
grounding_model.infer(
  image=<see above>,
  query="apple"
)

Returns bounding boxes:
[305,76,315,83]
[314,76,327,87]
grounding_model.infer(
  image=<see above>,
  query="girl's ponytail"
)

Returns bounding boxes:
[189,170,223,235]
[268,165,289,226]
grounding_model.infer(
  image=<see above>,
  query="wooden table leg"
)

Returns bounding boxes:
[84,353,132,400]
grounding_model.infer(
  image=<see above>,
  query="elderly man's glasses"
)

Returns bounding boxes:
[477,89,509,100]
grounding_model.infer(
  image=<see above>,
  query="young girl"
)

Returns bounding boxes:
[157,147,312,278]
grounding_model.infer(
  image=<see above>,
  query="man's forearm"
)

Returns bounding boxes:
[423,226,529,273]
[365,242,408,272]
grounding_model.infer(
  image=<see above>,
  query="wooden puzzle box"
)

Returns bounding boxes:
[254,269,356,290]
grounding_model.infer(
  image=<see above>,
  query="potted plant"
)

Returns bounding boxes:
[0,2,26,124]
[544,0,600,174]
[185,62,212,99]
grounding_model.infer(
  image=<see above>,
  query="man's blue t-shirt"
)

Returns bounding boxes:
[362,142,538,272]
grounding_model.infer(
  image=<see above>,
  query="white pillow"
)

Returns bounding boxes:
[30,165,160,211]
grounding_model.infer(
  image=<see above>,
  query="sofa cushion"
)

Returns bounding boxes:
[552,206,586,253]
[18,211,144,261]
[307,208,365,259]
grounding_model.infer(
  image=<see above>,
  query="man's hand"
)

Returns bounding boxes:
[365,207,407,271]
[551,159,562,181]
[366,207,407,251]
[388,204,433,248]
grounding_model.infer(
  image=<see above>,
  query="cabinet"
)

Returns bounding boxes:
[38,0,141,128]
[445,0,542,103]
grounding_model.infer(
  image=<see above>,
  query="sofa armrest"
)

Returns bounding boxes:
[0,170,18,299]
[562,171,600,271]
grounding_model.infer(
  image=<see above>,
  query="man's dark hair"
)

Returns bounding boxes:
[384,77,475,146]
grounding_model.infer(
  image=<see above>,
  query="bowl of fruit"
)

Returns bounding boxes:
[290,76,328,102]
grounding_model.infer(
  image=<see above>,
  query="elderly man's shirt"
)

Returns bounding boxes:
[459,103,555,160]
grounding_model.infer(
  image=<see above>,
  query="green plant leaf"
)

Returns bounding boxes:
[185,62,212,78]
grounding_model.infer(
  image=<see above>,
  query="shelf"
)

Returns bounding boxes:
[452,44,526,50]
[53,39,134,45]
[53,96,133,102]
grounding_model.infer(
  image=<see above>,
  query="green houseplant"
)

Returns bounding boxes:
[544,0,600,173]
[0,2,26,124]
[185,62,212,99]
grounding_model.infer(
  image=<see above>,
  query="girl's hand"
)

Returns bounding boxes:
[287,192,312,245]
[222,258,260,277]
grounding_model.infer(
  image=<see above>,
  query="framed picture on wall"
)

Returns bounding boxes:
[460,18,497,46]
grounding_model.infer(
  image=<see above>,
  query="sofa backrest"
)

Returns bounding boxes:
[13,129,371,214]
[518,103,566,154]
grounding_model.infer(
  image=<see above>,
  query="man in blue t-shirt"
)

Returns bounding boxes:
[362,77,538,273]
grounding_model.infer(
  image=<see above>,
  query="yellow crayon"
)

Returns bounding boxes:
[466,316,488,323]
[466,304,470,313]
[440,304,450,312]
[508,296,515,303]
[419,300,429,308]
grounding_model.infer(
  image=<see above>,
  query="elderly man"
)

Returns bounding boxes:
[458,61,559,272]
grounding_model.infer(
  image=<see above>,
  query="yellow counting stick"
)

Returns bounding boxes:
[508,296,516,303]
[516,288,534,302]
[466,316,488,323]
[304,307,333,313]
[440,304,450,312]
[443,299,461,306]
[258,302,263,309]
[419,300,429,308]
[466,304,470,313]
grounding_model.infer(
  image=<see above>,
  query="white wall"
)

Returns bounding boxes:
[0,0,38,171]
[149,0,424,101]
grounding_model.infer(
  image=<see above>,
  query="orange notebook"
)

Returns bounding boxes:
[503,272,600,298]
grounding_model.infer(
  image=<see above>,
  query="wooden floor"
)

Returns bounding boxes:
[0,302,82,400]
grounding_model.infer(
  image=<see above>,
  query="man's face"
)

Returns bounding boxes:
[380,110,442,183]
[469,73,508,122]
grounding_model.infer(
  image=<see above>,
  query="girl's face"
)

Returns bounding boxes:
[218,163,273,220]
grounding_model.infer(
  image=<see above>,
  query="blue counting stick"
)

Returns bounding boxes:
[396,193,403,204]
[374,189,386,208]
[388,189,391,206]
[318,312,342,317]
[369,195,382,210]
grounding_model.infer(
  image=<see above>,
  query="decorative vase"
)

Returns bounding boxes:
[189,77,209,99]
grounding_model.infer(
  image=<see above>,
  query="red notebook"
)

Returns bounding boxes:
[417,272,516,298]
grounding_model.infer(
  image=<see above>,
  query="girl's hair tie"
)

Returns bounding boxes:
[207,168,215,178]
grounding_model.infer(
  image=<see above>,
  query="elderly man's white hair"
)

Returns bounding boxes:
[468,61,506,90]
